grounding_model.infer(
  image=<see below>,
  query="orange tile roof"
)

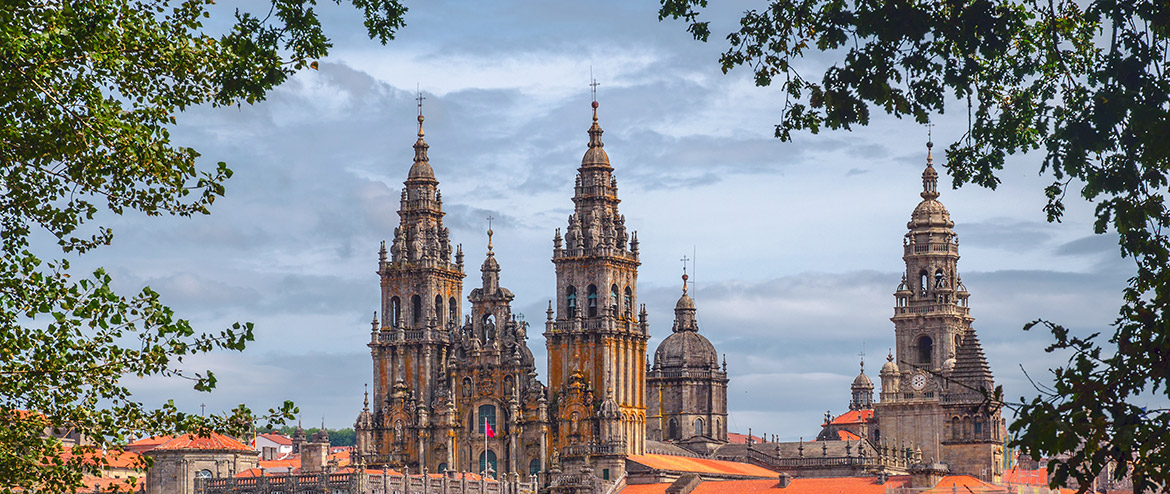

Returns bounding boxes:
[81,475,143,493]
[828,409,873,425]
[125,435,173,452]
[622,484,670,494]
[258,432,293,446]
[60,447,143,470]
[628,454,777,477]
[1002,467,1047,485]
[835,430,861,441]
[726,433,765,444]
[623,476,911,494]
[153,432,253,452]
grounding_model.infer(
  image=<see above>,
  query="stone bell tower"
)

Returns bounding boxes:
[364,110,465,470]
[545,99,648,481]
[874,140,1004,480]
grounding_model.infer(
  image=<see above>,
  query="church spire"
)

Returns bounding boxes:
[921,140,939,200]
[582,100,611,169]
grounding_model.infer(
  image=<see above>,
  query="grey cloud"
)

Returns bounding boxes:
[1055,233,1119,257]
[956,218,1055,252]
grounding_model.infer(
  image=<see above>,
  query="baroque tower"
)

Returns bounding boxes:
[646,272,729,455]
[874,141,1004,480]
[545,100,648,481]
[361,112,466,470]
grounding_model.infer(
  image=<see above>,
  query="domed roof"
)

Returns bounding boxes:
[408,160,435,180]
[654,330,719,370]
[407,114,437,182]
[852,371,873,389]
[908,198,953,230]
[907,143,954,230]
[880,351,899,375]
[675,291,695,311]
[581,102,612,169]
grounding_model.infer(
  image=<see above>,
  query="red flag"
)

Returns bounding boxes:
[485,419,496,438]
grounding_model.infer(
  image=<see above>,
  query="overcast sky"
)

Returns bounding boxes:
[76,0,1143,440]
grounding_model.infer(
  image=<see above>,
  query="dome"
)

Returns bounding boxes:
[908,198,954,230]
[654,330,719,370]
[675,292,695,311]
[581,102,612,168]
[880,352,900,376]
[852,371,874,389]
[408,160,435,180]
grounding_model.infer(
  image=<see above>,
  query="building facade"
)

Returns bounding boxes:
[872,142,1005,480]
[355,113,549,478]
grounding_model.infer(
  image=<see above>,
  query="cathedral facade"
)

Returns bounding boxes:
[351,98,1002,486]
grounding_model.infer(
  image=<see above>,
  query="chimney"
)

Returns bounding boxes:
[777,473,792,488]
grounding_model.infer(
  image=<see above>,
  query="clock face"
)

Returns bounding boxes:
[910,373,928,390]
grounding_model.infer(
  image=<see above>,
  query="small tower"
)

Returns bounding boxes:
[646,271,729,455]
[850,358,874,411]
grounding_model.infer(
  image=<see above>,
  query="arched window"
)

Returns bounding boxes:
[963,416,972,439]
[478,404,497,434]
[587,285,598,317]
[390,297,401,327]
[435,295,444,325]
[624,287,632,316]
[196,469,213,478]
[715,419,720,437]
[438,463,448,473]
[694,418,704,436]
[529,459,541,476]
[974,417,984,437]
[478,450,497,476]
[411,295,422,325]
[449,297,458,323]
[566,287,577,318]
[917,335,933,364]
[935,269,945,288]
[951,417,960,440]
[610,284,620,313]
[668,419,679,440]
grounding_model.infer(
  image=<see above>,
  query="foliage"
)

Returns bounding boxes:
[659,0,1170,491]
[0,0,405,492]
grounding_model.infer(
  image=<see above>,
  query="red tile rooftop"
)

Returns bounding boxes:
[153,432,253,452]
[628,454,777,477]
[726,432,765,444]
[836,430,861,441]
[828,409,873,425]
[623,475,911,494]
[258,432,293,445]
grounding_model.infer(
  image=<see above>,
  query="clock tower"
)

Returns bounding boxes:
[873,141,1004,480]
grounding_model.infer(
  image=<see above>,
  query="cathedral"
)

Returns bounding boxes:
[351,96,1003,488]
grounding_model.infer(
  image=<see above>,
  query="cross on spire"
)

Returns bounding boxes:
[416,85,426,116]
[589,66,600,102]
[926,121,934,147]
[486,215,494,251]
